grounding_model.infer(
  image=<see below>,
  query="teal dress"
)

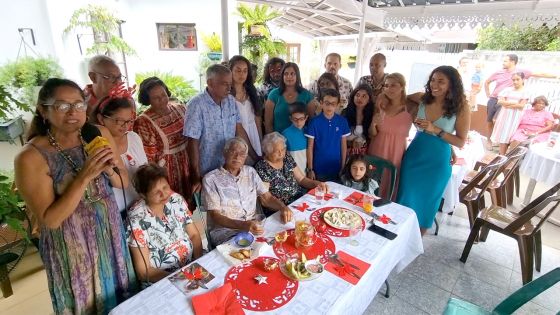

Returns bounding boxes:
[268,87,314,132]
[397,103,456,229]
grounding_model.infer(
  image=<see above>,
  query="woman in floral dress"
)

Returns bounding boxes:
[15,78,137,314]
[127,163,202,286]
[133,77,191,200]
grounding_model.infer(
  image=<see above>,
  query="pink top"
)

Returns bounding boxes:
[510,109,555,143]
[488,68,532,98]
[367,109,413,199]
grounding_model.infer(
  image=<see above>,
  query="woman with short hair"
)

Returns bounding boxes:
[127,163,202,286]
[255,132,327,207]
[133,77,191,201]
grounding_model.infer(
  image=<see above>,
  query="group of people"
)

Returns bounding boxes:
[484,54,557,154]
[14,50,486,314]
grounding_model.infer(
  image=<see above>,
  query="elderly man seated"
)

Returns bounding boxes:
[202,137,293,246]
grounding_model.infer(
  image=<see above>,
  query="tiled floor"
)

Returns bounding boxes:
[2,176,559,315]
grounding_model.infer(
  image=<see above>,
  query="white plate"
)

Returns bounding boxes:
[323,208,362,230]
[216,241,268,266]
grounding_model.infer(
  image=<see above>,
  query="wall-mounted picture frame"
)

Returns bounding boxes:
[157,23,197,51]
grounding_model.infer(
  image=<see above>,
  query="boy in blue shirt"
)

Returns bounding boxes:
[282,102,308,173]
[305,88,350,182]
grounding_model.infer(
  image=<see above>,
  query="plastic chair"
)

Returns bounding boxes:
[459,155,508,228]
[443,267,560,315]
[460,182,560,285]
[364,155,397,200]
[193,192,214,251]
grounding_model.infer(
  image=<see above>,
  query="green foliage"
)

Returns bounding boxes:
[237,4,286,83]
[201,33,222,52]
[477,24,560,51]
[0,173,27,237]
[135,71,197,104]
[64,4,136,56]
[0,57,62,112]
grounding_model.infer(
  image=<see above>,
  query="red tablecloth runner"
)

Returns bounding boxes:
[224,256,298,311]
[272,229,335,264]
[309,207,366,237]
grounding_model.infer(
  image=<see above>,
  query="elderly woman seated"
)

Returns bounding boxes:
[202,137,293,246]
[255,132,328,209]
[510,96,556,148]
[127,163,203,286]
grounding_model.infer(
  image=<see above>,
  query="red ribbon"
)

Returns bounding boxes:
[334,264,353,276]
[295,202,309,212]
[379,214,391,224]
[183,267,204,281]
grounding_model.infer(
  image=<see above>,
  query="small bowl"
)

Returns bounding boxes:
[305,260,324,274]
[233,232,255,248]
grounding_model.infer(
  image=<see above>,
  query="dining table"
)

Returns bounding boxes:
[520,142,560,207]
[109,182,424,315]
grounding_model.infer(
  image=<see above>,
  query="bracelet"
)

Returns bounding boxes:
[105,169,115,177]
[437,130,445,138]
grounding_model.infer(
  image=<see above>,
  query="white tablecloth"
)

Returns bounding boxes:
[441,132,485,213]
[109,182,424,315]
[520,142,560,186]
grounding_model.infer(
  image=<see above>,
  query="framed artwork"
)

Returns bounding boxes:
[157,23,197,51]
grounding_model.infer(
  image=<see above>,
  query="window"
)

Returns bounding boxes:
[156,23,197,51]
[286,43,301,64]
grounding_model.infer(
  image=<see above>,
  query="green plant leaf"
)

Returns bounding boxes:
[135,71,198,104]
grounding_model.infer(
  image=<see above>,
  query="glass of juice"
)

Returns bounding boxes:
[362,195,374,214]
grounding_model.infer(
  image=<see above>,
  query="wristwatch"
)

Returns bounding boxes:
[437,130,445,138]
[306,168,314,173]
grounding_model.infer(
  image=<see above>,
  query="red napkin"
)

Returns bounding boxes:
[454,157,466,166]
[294,202,310,212]
[191,282,244,315]
[344,191,365,207]
[307,188,334,200]
[379,214,391,224]
[325,251,371,285]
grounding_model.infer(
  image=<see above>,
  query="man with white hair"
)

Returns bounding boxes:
[84,55,125,122]
[185,64,258,193]
[202,137,292,246]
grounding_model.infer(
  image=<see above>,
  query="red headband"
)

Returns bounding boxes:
[98,83,137,114]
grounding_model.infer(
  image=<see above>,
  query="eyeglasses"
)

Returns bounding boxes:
[103,115,135,127]
[94,72,126,83]
[44,101,88,113]
[227,149,248,158]
[291,116,307,122]
[322,101,338,107]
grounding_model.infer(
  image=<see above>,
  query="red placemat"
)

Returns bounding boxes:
[224,256,298,311]
[324,251,371,285]
[309,207,366,237]
[307,188,334,200]
[272,229,335,264]
[344,191,365,207]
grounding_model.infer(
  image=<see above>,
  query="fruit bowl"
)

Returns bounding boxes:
[279,253,324,281]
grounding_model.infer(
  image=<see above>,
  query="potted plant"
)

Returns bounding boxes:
[347,56,357,69]
[201,33,223,61]
[64,4,136,56]
[0,171,27,236]
[0,57,62,143]
[135,71,198,105]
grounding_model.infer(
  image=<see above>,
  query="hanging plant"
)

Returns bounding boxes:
[64,4,136,56]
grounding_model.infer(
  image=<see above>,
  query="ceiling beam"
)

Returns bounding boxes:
[314,31,395,40]
[238,0,362,18]
[280,14,338,35]
[285,10,354,33]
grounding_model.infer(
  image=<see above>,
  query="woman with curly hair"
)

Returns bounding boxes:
[398,66,470,235]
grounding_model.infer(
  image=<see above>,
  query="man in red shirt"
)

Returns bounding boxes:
[84,55,124,123]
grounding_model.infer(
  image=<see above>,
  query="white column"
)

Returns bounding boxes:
[221,0,230,61]
[354,0,368,84]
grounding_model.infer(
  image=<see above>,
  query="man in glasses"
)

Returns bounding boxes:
[84,55,125,123]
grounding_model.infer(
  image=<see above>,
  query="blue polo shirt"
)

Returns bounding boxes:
[184,89,241,175]
[305,113,350,176]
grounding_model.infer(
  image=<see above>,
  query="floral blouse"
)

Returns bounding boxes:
[255,154,305,205]
[127,193,194,273]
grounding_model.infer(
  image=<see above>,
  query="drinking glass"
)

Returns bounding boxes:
[362,195,374,215]
[315,185,325,204]
[348,223,361,246]
[254,214,266,236]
